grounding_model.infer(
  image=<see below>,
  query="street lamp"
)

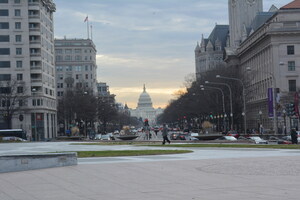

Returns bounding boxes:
[259,110,262,134]
[200,86,227,131]
[216,75,247,134]
[205,80,234,130]
[282,109,287,135]
[247,67,277,135]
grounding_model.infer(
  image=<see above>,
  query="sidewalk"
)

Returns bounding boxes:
[1,154,300,199]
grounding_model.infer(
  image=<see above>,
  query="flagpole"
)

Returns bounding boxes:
[87,18,90,39]
[91,24,93,40]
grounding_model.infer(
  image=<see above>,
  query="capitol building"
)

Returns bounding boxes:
[129,85,163,125]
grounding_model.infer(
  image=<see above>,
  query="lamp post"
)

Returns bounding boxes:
[259,110,262,134]
[31,88,37,141]
[205,81,233,130]
[200,86,227,131]
[216,75,247,134]
[247,67,277,135]
[283,109,287,135]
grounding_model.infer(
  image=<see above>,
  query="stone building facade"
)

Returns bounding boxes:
[0,0,57,140]
[129,85,163,125]
[195,25,229,78]
[55,38,97,96]
[226,0,300,133]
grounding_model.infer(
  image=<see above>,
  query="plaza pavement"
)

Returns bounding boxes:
[0,142,300,199]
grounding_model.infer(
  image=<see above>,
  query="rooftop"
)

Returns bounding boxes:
[281,0,300,10]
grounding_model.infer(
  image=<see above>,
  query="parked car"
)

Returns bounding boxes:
[1,136,27,142]
[277,140,292,144]
[188,132,199,141]
[170,132,180,140]
[282,136,291,141]
[226,131,239,138]
[177,133,186,140]
[248,136,268,144]
[282,135,300,142]
[216,136,237,141]
[170,132,186,140]
[94,134,102,140]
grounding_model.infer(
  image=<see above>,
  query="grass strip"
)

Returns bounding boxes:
[70,142,161,146]
[67,150,192,158]
[71,142,300,149]
[144,144,300,149]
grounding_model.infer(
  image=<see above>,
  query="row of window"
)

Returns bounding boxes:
[0,61,23,68]
[57,82,92,89]
[55,49,93,54]
[57,73,93,80]
[55,55,93,61]
[56,65,94,72]
[0,35,23,42]
[0,0,20,4]
[0,9,21,17]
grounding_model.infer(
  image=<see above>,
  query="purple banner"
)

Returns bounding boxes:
[268,88,274,117]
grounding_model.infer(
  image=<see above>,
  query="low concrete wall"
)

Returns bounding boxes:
[0,153,77,173]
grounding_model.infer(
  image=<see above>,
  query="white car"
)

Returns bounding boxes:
[217,136,237,141]
[248,136,268,144]
[1,136,27,142]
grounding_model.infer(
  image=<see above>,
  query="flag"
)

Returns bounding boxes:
[84,16,88,22]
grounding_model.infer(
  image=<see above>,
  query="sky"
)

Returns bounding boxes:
[53,0,291,109]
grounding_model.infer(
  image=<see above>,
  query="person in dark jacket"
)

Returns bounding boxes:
[162,124,170,145]
[291,128,298,144]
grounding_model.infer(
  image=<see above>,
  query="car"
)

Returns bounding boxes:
[170,132,186,140]
[94,134,102,140]
[170,132,179,140]
[226,131,239,138]
[248,136,268,144]
[177,133,186,140]
[277,140,292,144]
[216,136,237,141]
[282,135,300,142]
[188,132,199,141]
[282,136,291,141]
[1,136,27,142]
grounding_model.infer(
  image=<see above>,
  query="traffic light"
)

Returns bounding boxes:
[144,119,149,126]
[209,112,213,119]
[286,103,295,116]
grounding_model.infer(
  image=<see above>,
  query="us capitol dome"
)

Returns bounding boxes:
[129,85,163,125]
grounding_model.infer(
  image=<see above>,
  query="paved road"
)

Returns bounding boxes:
[0,142,300,199]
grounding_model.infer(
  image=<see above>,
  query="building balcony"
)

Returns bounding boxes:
[30,53,41,57]
[30,40,41,44]
[29,14,40,19]
[31,78,43,83]
[29,28,41,32]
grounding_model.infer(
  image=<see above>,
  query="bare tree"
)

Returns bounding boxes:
[97,98,118,133]
[0,80,29,129]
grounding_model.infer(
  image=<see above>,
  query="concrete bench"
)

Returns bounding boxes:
[0,153,77,173]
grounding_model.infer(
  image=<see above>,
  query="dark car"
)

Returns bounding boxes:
[277,140,292,144]
[170,132,180,140]
[177,133,186,140]
[170,132,186,140]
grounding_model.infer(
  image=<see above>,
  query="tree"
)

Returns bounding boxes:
[0,80,29,129]
[97,97,118,133]
[158,64,246,132]
[57,88,97,136]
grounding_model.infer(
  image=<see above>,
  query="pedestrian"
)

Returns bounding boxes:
[162,123,170,145]
[291,128,298,144]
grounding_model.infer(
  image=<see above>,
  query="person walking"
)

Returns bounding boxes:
[291,128,298,144]
[162,123,170,145]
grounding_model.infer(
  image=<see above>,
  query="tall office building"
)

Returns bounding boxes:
[0,0,57,140]
[54,38,97,96]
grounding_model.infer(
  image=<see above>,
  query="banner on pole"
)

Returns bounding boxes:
[268,88,274,117]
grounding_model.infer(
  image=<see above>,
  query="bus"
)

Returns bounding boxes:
[0,129,26,140]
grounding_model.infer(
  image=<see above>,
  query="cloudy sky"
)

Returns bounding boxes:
[54,0,291,109]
